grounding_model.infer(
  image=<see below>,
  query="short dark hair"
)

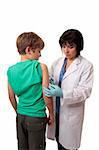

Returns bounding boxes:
[59,29,84,56]
[16,32,44,54]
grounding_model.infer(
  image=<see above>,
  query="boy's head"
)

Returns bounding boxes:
[59,29,84,57]
[16,32,44,59]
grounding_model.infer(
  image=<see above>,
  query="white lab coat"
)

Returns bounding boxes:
[47,55,93,149]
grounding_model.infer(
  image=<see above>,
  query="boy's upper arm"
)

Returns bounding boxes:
[40,63,49,88]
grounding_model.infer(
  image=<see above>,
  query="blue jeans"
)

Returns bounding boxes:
[16,114,47,150]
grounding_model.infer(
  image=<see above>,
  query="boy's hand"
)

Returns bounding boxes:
[47,114,54,126]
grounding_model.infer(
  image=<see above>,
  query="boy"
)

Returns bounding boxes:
[7,32,54,150]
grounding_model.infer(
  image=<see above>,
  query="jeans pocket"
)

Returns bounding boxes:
[26,117,46,131]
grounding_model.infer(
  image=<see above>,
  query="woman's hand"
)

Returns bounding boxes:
[43,84,63,97]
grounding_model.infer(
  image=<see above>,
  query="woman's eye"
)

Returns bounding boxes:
[62,45,66,48]
[69,46,74,49]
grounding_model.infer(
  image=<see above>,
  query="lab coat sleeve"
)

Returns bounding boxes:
[49,65,54,78]
[48,59,58,79]
[62,63,94,105]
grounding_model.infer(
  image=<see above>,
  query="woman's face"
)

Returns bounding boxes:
[62,42,77,60]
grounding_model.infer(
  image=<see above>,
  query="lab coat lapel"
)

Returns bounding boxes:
[63,56,81,80]
[55,57,65,80]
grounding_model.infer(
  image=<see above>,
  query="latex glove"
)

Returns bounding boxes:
[49,76,55,85]
[43,84,63,97]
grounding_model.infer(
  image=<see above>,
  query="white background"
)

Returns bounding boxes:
[0,0,98,149]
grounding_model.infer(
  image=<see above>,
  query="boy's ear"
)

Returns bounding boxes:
[25,47,32,54]
[25,47,35,54]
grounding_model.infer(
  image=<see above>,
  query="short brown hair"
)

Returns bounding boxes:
[16,32,44,54]
[59,29,84,57]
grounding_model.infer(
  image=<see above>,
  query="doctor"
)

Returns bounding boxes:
[44,29,93,150]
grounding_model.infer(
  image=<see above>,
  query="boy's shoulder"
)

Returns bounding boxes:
[40,63,47,69]
[7,62,19,71]
[7,60,41,73]
[7,63,16,70]
[7,63,18,76]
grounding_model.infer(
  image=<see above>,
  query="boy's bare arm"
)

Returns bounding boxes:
[8,83,17,112]
[41,63,54,125]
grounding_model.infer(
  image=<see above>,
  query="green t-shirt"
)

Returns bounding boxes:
[7,60,46,117]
